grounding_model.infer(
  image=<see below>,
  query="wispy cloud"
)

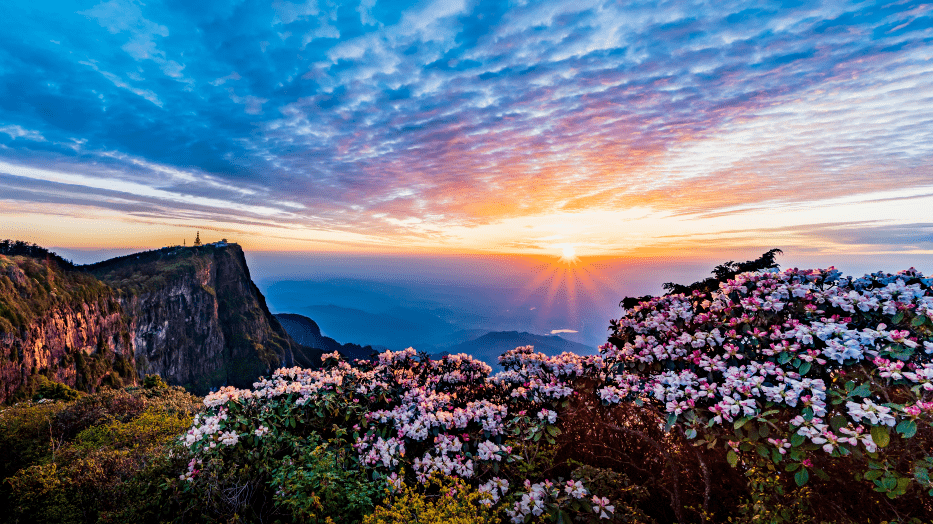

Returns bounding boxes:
[1,0,931,255]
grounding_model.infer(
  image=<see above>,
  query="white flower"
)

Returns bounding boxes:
[537,409,557,425]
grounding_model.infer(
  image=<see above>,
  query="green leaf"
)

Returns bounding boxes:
[896,419,918,438]
[794,468,809,487]
[546,425,560,437]
[802,407,814,421]
[758,424,770,439]
[915,468,930,484]
[785,462,800,472]
[685,428,697,439]
[851,383,871,398]
[734,417,751,429]
[896,477,911,493]
[882,476,897,490]
[756,444,770,459]
[911,315,926,327]
[771,448,782,464]
[778,352,791,365]
[830,415,848,431]
[727,450,739,467]
[798,361,812,375]
[791,433,805,447]
[871,426,890,448]
[892,311,905,324]
[864,470,883,481]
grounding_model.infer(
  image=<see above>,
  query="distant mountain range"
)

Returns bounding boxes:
[438,330,596,367]
[273,312,596,368]
[260,278,606,352]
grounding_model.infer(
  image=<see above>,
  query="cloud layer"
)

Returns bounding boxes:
[1,0,931,254]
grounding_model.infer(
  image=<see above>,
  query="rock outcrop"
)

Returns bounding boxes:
[275,313,374,362]
[0,242,302,402]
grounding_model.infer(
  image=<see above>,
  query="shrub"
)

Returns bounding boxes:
[0,399,69,519]
[0,385,201,524]
[143,374,168,389]
[270,433,384,523]
[599,266,933,521]
[33,376,81,402]
[7,406,194,524]
[363,474,501,524]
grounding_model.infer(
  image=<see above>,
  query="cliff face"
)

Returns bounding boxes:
[0,254,135,403]
[0,243,300,402]
[91,244,296,394]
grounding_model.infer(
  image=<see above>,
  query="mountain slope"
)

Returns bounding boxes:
[274,313,374,362]
[299,304,458,350]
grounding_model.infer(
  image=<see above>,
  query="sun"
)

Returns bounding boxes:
[558,245,578,264]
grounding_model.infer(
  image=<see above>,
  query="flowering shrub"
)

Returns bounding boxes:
[600,266,933,519]
[173,264,933,522]
[175,349,620,523]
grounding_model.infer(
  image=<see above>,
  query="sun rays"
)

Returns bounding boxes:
[559,245,578,265]
[507,253,621,341]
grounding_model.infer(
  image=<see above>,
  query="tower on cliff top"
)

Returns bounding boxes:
[193,231,202,246]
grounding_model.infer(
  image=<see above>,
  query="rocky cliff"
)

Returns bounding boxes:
[0,242,306,402]
[0,252,134,403]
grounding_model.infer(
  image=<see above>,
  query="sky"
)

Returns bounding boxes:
[1,0,932,261]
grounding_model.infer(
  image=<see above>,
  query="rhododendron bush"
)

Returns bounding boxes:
[171,262,933,523]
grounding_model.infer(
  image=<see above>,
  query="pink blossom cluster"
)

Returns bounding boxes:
[599,267,933,455]
[477,477,510,504]
[355,433,405,469]
[505,478,614,522]
[182,407,230,448]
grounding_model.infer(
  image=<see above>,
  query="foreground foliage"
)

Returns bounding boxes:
[0,379,201,524]
[172,261,932,523]
[4,256,933,523]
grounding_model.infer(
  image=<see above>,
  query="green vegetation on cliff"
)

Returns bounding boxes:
[0,253,118,335]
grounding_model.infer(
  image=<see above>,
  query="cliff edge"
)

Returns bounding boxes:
[0,242,304,402]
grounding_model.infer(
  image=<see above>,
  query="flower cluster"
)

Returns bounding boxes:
[601,267,933,458]
[505,478,613,522]
[176,264,933,519]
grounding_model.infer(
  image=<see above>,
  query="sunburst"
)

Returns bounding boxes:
[558,244,578,265]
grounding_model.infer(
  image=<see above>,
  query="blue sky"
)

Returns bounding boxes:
[1,0,932,258]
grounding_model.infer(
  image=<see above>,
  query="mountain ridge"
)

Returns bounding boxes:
[0,241,315,401]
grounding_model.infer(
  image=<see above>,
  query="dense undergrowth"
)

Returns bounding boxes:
[3,253,933,523]
[0,377,201,524]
